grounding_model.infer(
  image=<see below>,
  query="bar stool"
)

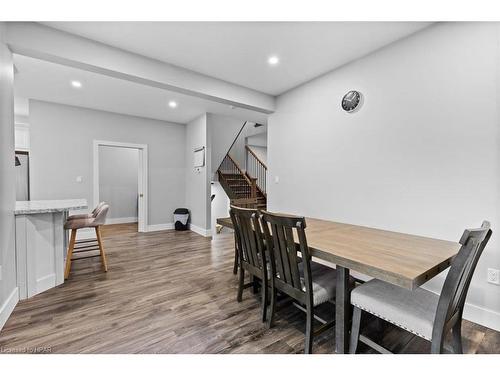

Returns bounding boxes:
[67,201,106,221]
[64,203,110,279]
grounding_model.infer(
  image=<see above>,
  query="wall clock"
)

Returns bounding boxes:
[341,90,362,112]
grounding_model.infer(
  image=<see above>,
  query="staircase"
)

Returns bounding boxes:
[217,149,267,210]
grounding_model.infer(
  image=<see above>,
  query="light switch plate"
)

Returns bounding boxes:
[76,176,83,183]
[487,268,500,285]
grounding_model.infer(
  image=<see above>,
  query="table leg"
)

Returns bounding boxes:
[335,265,350,353]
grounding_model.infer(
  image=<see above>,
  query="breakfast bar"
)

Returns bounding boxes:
[15,199,88,299]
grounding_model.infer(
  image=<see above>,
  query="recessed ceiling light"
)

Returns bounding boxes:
[268,56,280,66]
[71,80,82,88]
[168,100,178,108]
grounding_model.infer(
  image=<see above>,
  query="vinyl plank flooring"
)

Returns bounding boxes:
[0,223,498,354]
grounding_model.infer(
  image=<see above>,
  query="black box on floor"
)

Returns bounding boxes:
[174,208,190,231]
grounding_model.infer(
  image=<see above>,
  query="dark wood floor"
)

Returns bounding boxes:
[0,223,498,354]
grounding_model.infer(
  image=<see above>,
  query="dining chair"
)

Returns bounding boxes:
[229,205,269,322]
[349,221,492,354]
[230,198,259,274]
[261,210,350,354]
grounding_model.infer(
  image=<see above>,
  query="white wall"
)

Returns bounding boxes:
[185,114,211,235]
[268,22,500,330]
[29,100,186,227]
[229,123,267,170]
[207,113,245,178]
[14,124,30,152]
[0,22,18,330]
[246,132,267,147]
[99,146,139,222]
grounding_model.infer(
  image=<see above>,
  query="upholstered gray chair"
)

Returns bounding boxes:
[349,221,492,354]
[261,210,354,354]
[66,201,106,221]
[64,203,110,279]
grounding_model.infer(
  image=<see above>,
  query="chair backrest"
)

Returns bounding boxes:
[92,202,106,216]
[92,203,110,226]
[260,211,312,303]
[432,221,492,347]
[229,205,266,274]
[230,198,258,209]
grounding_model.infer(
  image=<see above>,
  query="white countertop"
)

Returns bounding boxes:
[15,199,88,215]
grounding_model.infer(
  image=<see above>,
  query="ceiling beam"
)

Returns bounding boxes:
[6,22,275,114]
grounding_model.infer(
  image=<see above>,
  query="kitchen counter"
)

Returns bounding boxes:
[15,199,88,299]
[15,199,88,215]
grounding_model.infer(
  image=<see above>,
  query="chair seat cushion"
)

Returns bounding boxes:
[67,213,93,221]
[351,279,439,340]
[299,262,338,307]
[64,217,97,230]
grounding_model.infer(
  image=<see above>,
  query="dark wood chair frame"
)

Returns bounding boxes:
[261,211,335,354]
[229,205,269,322]
[231,198,259,275]
[349,221,492,354]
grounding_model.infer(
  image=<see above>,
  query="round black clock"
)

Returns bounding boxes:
[341,90,361,112]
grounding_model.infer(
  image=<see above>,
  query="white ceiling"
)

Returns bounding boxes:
[13,54,268,124]
[42,22,432,96]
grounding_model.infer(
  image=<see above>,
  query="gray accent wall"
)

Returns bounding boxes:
[268,23,500,330]
[28,100,186,226]
[0,22,17,330]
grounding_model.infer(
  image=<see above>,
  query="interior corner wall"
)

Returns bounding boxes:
[0,22,18,330]
[185,113,211,235]
[268,22,500,330]
[28,100,186,227]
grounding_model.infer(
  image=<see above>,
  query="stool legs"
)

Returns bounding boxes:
[95,226,108,272]
[64,229,77,279]
[64,227,108,279]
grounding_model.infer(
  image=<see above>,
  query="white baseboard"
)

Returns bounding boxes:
[0,288,19,332]
[36,274,56,296]
[189,224,212,237]
[464,301,500,332]
[147,223,174,232]
[105,217,138,225]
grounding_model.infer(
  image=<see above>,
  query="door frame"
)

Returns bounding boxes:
[93,140,148,232]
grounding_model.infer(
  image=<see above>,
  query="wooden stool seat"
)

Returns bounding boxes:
[64,203,110,279]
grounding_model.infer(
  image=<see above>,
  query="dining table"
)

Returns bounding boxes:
[216,216,461,353]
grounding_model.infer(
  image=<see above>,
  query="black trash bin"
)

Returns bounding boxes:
[174,208,190,231]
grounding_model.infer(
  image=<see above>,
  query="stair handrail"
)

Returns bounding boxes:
[216,121,247,172]
[219,153,257,198]
[245,145,267,170]
[245,145,267,197]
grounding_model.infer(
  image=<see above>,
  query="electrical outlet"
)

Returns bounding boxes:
[487,268,500,285]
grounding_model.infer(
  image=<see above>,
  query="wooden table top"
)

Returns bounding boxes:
[216,216,461,290]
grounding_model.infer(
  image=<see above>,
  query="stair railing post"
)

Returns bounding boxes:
[250,177,257,198]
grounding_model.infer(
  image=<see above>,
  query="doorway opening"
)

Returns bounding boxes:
[93,140,148,232]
